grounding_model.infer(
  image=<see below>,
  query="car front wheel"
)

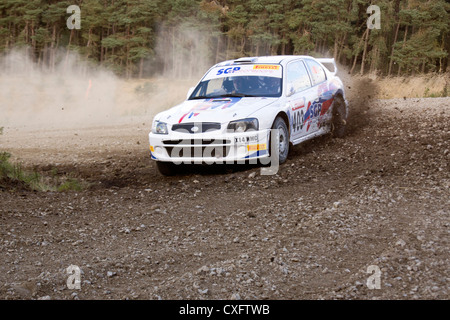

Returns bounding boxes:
[271,116,289,164]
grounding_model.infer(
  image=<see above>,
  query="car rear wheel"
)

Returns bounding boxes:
[331,95,347,138]
[271,116,289,164]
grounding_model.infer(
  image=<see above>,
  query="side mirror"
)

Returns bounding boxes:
[186,87,194,99]
[286,85,295,97]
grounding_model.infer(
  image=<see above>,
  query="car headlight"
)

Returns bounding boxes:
[227,118,259,132]
[152,121,168,135]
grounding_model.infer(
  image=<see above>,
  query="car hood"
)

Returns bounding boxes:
[156,97,278,125]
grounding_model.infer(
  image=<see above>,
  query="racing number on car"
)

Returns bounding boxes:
[292,109,305,132]
[292,101,323,133]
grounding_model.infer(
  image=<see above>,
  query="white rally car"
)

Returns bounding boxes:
[149,55,348,175]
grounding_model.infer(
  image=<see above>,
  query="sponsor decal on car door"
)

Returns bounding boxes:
[286,60,317,140]
[288,88,319,140]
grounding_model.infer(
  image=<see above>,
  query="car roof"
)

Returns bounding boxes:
[214,55,314,67]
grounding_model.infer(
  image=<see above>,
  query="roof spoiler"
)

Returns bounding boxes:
[316,58,337,76]
[234,57,257,64]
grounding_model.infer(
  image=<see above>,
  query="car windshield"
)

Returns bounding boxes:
[189,64,283,99]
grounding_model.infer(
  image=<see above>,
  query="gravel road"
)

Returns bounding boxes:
[0,85,448,300]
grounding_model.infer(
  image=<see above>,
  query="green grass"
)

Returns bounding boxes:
[0,152,86,192]
[56,178,84,192]
[1,127,86,192]
[424,86,449,98]
[0,152,41,190]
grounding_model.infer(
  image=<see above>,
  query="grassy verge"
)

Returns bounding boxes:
[424,86,448,98]
[0,152,86,192]
[376,73,449,99]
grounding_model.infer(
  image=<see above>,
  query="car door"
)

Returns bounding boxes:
[304,59,329,131]
[285,59,316,141]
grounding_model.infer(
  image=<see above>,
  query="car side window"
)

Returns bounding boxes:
[305,59,326,85]
[286,60,311,96]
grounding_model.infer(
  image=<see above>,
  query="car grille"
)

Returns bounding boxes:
[163,139,231,158]
[171,122,221,134]
[163,139,231,145]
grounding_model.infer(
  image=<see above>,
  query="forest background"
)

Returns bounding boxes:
[0,0,448,79]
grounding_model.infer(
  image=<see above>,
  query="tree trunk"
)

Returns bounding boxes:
[215,35,221,64]
[240,35,246,55]
[360,29,369,76]
[225,34,231,60]
[139,57,144,78]
[333,34,339,60]
[350,29,368,74]
[87,28,92,47]
[50,24,56,72]
[371,44,380,74]
[172,28,176,78]
[337,32,347,63]
[126,26,130,79]
[388,21,400,76]
[65,28,75,71]
[397,26,408,76]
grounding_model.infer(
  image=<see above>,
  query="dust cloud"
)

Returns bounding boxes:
[335,63,380,135]
[0,41,379,134]
[154,22,214,80]
[0,26,209,131]
[0,49,120,129]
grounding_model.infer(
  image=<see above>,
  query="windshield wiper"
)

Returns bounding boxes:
[216,93,256,98]
[189,95,211,100]
[190,93,257,100]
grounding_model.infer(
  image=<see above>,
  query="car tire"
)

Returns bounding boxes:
[271,116,290,164]
[331,95,347,138]
[156,161,178,176]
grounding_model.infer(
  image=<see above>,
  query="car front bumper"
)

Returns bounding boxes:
[149,129,271,164]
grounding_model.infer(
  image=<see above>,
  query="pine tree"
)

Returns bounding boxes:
[0,0,447,77]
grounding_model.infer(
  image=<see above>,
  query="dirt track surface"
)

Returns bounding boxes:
[0,94,449,300]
